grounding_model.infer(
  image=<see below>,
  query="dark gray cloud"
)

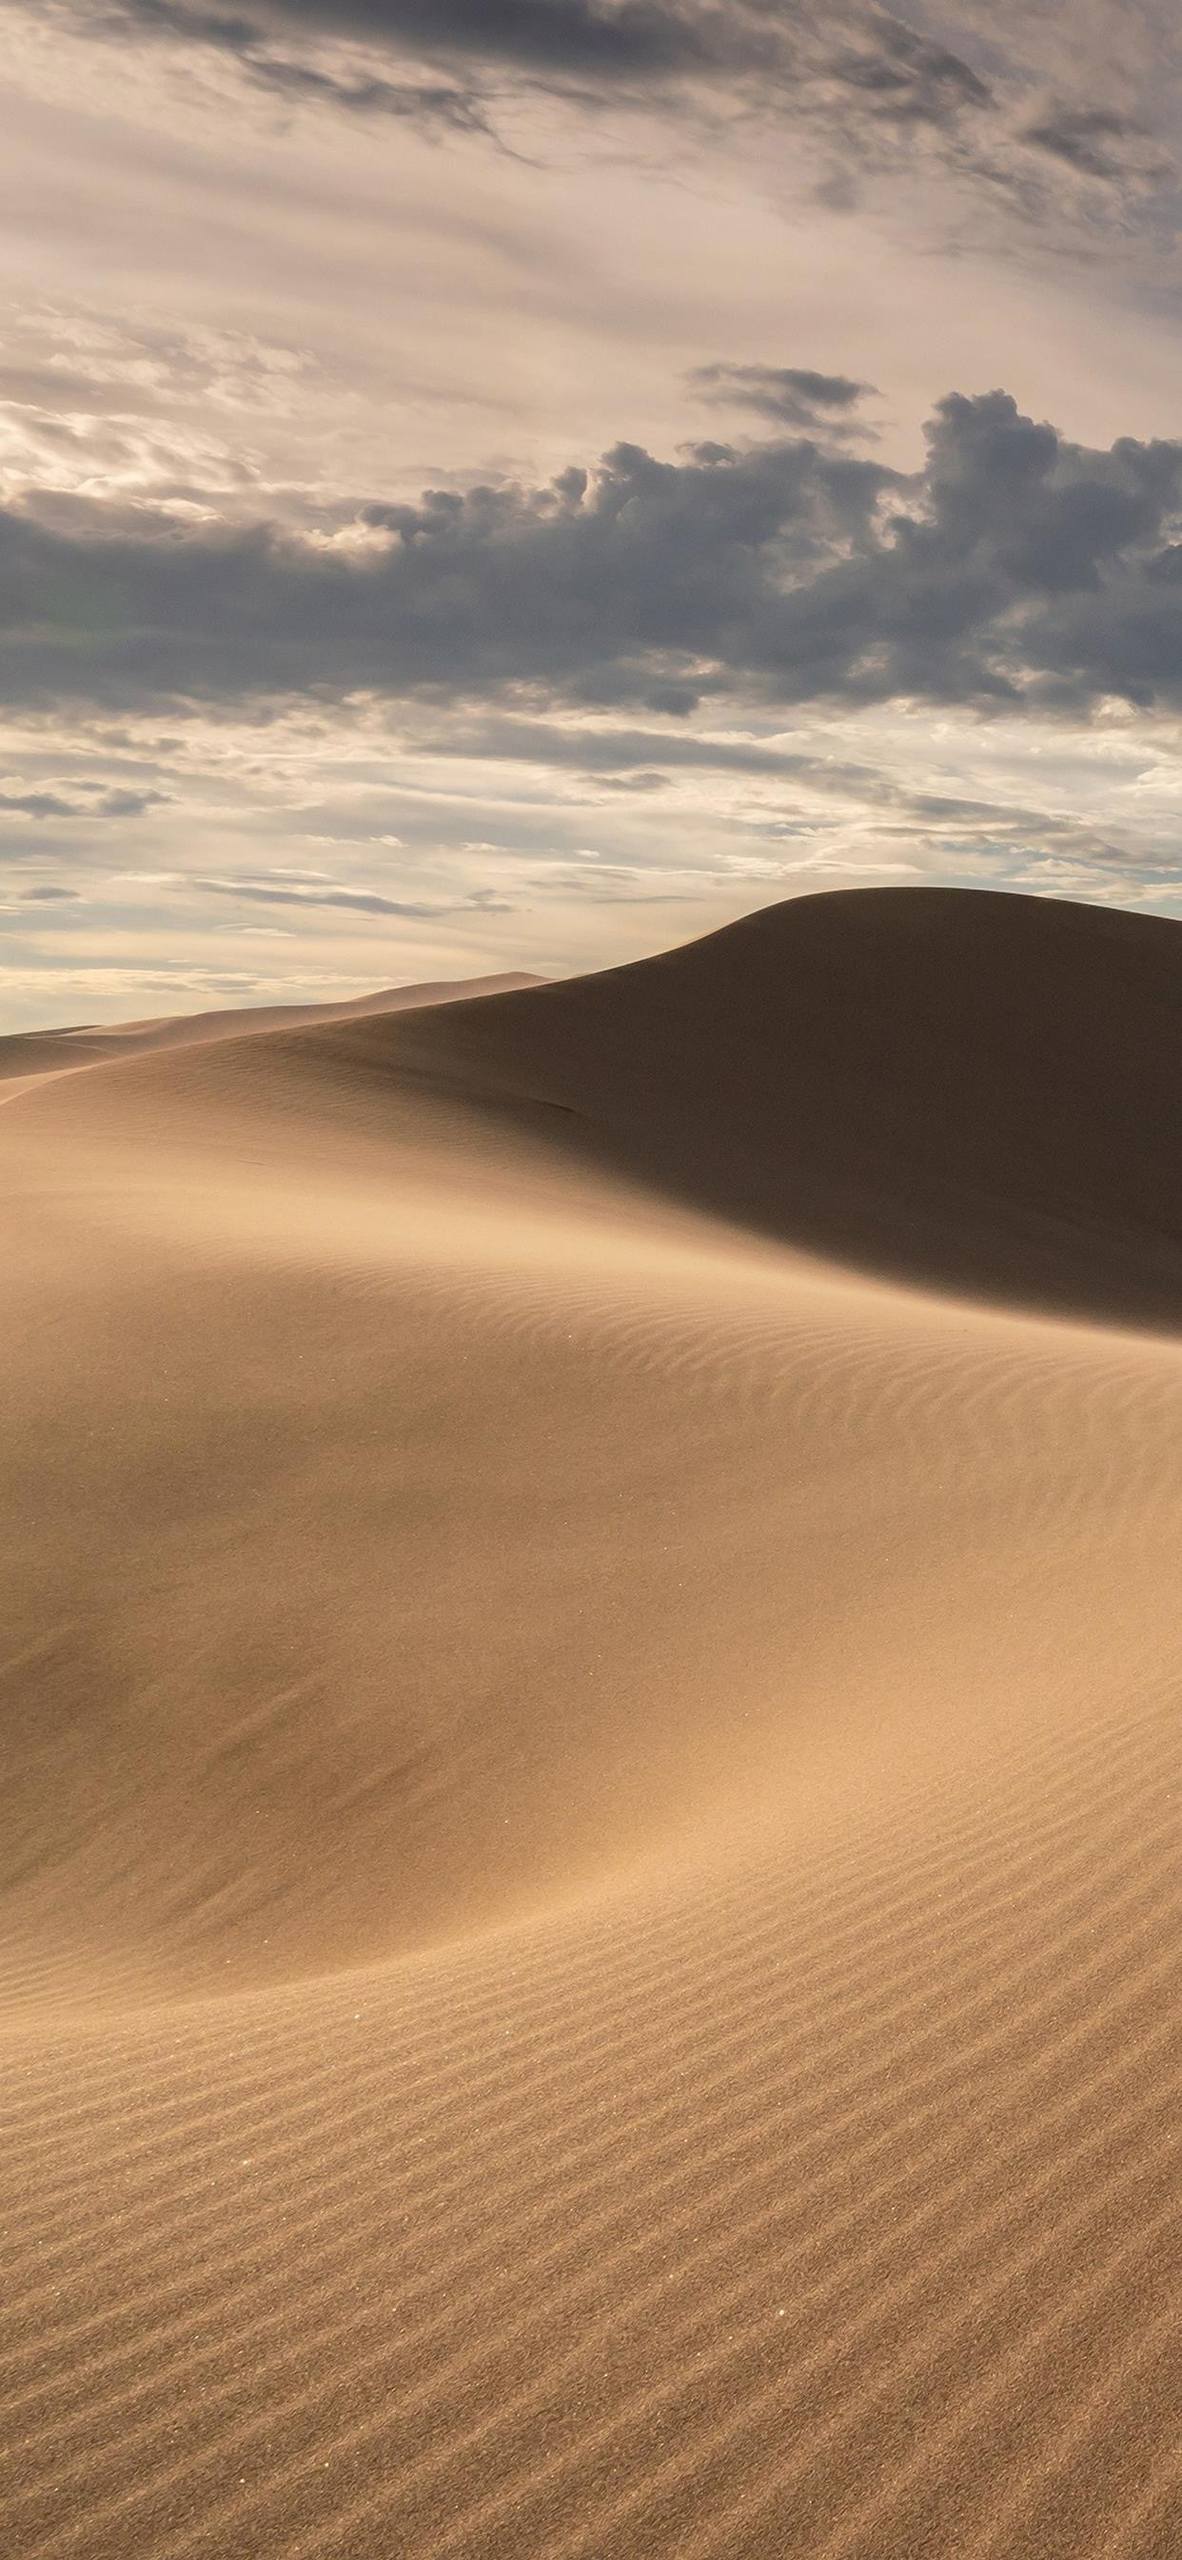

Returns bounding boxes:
[87,0,720,80]
[0,435,890,713]
[16,883,84,902]
[225,55,494,129]
[42,0,1180,265]
[1020,104,1161,183]
[4,391,1182,722]
[227,0,722,77]
[825,11,988,120]
[46,0,831,93]
[0,788,81,820]
[692,363,876,430]
[49,0,1005,145]
[0,782,166,819]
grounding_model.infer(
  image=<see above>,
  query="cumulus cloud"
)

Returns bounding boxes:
[5,390,1182,725]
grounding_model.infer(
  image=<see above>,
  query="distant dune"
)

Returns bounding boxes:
[0,969,544,1088]
[4,886,1182,2560]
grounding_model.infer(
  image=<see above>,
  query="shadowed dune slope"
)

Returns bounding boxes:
[4,887,1182,2559]
[334,885,1182,1332]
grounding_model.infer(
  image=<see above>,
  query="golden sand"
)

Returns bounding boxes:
[4,887,1182,2558]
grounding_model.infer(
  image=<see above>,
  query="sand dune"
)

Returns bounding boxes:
[4,884,1182,2558]
[0,971,544,1093]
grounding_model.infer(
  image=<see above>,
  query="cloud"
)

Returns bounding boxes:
[410,717,834,776]
[824,12,989,123]
[193,870,514,915]
[0,780,167,819]
[40,0,812,94]
[45,0,732,135]
[1020,103,1165,183]
[76,0,715,80]
[33,0,1181,268]
[5,389,1182,726]
[42,0,1008,155]
[0,788,81,820]
[259,0,718,79]
[0,434,889,711]
[16,883,85,901]
[51,0,494,129]
[94,786,171,816]
[210,52,494,133]
[593,770,671,791]
[691,364,876,432]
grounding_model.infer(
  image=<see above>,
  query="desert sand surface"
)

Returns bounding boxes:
[4,882,1182,2559]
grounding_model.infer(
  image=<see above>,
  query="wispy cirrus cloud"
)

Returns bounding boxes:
[31,0,1181,260]
[192,868,515,916]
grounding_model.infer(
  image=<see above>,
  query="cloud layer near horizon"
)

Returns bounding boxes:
[5,391,1182,722]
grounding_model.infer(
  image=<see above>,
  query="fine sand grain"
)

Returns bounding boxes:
[4,886,1182,2558]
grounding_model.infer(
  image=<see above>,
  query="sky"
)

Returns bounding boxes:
[3,1,1182,1026]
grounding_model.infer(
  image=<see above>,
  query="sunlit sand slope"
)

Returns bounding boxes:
[0,970,543,1088]
[3,887,1182,2559]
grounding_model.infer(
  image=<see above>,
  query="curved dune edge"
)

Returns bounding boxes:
[0,969,546,1100]
[4,887,1182,2557]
